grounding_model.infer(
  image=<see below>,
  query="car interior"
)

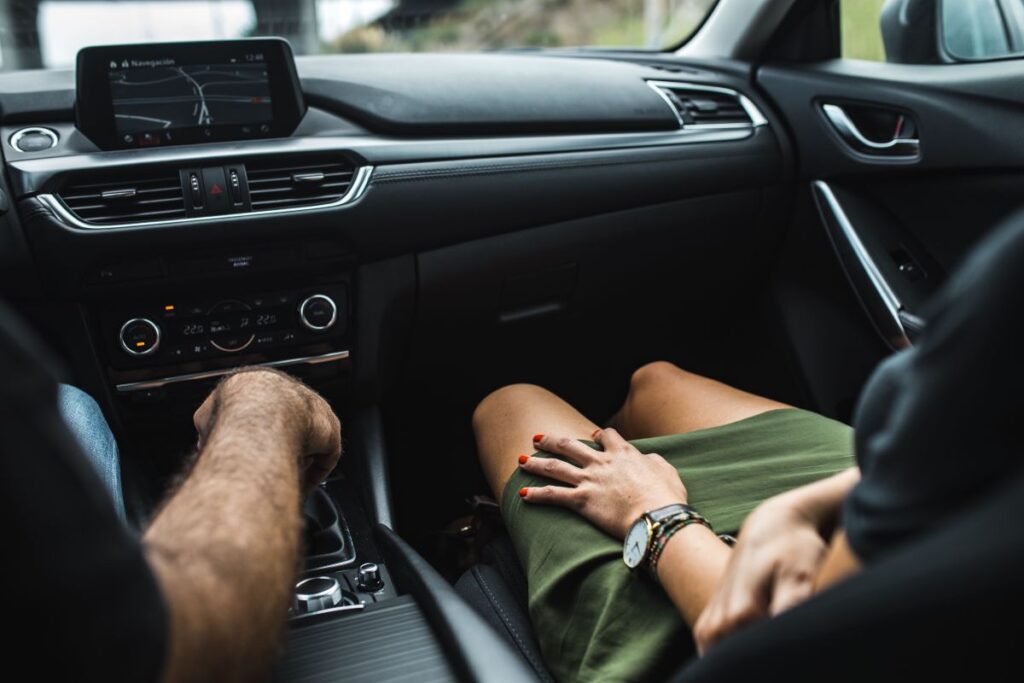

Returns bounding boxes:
[1,0,1022,680]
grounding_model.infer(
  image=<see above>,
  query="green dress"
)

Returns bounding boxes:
[501,408,855,683]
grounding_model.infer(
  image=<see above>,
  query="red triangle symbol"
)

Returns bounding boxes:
[210,183,224,195]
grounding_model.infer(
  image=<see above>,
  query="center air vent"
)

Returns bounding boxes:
[648,82,762,129]
[58,171,186,225]
[245,158,357,212]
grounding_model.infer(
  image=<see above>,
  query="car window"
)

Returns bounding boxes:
[841,0,1024,64]
[0,0,719,71]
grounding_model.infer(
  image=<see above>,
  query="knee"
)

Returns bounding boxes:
[629,361,686,393]
[472,383,549,433]
[56,384,105,425]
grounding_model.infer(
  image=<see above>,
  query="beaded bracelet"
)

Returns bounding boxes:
[648,514,714,577]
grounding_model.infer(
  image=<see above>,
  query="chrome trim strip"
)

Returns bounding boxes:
[821,104,920,158]
[646,80,769,129]
[289,603,365,621]
[812,180,911,348]
[115,349,350,392]
[10,126,59,153]
[38,165,373,231]
[100,188,138,200]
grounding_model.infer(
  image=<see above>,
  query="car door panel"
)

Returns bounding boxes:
[758,57,1024,351]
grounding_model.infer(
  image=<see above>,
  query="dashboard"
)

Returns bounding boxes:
[0,40,785,448]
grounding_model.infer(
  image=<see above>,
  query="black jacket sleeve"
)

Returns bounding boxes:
[0,302,168,681]
[843,211,1024,562]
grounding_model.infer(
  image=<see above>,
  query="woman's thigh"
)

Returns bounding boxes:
[610,361,791,440]
[472,383,599,504]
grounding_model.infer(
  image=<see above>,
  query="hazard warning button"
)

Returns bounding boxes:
[201,166,231,214]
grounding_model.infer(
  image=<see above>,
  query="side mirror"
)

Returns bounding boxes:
[880,0,940,64]
[880,0,1024,64]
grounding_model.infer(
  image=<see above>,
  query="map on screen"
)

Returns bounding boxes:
[109,63,273,135]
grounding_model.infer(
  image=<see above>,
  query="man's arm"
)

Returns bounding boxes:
[691,467,860,653]
[142,370,341,683]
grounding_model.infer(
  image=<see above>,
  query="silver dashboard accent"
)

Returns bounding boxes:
[293,171,326,183]
[298,294,338,332]
[812,180,913,349]
[9,126,59,153]
[100,188,137,200]
[119,318,161,357]
[115,349,350,393]
[37,164,373,231]
[646,81,769,130]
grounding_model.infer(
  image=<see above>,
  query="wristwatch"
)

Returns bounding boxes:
[623,503,707,570]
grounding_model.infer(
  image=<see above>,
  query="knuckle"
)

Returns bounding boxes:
[555,436,573,450]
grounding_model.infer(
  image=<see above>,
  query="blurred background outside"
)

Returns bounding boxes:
[0,0,886,71]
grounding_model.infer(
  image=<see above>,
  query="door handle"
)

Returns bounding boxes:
[821,104,920,159]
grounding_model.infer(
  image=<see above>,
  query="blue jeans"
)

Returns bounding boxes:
[57,385,127,522]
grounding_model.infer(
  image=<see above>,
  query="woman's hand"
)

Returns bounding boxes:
[519,429,688,539]
[692,495,828,655]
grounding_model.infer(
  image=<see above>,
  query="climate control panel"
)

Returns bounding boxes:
[103,285,348,370]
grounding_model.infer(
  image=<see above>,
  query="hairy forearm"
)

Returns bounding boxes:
[144,379,305,683]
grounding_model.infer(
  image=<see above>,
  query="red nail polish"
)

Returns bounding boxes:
[519,487,529,498]
[591,428,602,440]
[518,454,529,464]
[532,434,544,443]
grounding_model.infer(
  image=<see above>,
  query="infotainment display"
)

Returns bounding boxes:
[77,39,305,150]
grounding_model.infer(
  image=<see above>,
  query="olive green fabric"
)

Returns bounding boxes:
[501,408,855,683]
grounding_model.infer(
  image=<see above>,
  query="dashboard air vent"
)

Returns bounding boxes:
[58,171,186,225]
[650,83,754,128]
[245,157,357,211]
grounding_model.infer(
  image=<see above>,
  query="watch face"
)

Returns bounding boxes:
[623,518,650,569]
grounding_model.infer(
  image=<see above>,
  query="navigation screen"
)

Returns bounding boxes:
[77,40,305,150]
[108,57,273,146]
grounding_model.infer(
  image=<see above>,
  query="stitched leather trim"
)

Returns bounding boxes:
[472,566,553,682]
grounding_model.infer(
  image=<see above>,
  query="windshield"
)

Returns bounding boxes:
[0,0,717,71]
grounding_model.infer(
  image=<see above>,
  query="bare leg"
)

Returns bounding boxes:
[473,384,599,504]
[608,361,790,440]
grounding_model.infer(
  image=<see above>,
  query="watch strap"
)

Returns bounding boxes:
[645,503,691,525]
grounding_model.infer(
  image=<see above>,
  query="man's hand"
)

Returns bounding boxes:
[692,496,827,654]
[520,429,688,539]
[193,368,342,491]
[148,369,343,682]
[692,468,860,655]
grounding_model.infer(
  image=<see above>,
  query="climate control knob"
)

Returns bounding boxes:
[294,576,343,614]
[119,318,161,356]
[298,294,337,332]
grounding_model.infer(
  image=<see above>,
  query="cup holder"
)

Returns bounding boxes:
[302,488,356,571]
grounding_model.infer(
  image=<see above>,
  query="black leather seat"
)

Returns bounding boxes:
[454,536,552,682]
[456,471,1024,681]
